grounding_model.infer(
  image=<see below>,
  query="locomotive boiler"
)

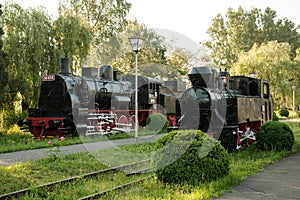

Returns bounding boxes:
[18,58,180,138]
[179,67,273,151]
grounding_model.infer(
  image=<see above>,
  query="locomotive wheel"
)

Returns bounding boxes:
[94,120,100,131]
[219,128,237,153]
[118,115,129,129]
[130,115,136,130]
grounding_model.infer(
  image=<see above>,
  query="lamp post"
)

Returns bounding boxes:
[129,36,143,143]
[292,85,296,112]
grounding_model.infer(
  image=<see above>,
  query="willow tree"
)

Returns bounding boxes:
[2,4,56,107]
[56,0,131,69]
[0,4,9,111]
[64,0,131,44]
[51,13,92,73]
[231,41,299,109]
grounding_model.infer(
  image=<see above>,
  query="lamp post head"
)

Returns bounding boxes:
[129,36,144,53]
[292,85,296,91]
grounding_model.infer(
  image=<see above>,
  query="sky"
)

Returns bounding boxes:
[127,0,300,43]
[12,0,300,65]
[14,0,300,43]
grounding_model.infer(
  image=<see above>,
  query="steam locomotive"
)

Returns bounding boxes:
[18,58,182,138]
[179,67,273,151]
[18,58,272,151]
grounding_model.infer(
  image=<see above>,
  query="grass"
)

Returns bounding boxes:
[0,153,107,194]
[0,121,299,199]
[23,172,151,199]
[0,143,156,196]
[0,125,136,153]
[0,125,159,153]
[100,146,292,200]
[283,120,300,149]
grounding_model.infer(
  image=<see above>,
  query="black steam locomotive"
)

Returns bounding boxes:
[18,58,182,138]
[18,59,272,151]
[179,67,272,151]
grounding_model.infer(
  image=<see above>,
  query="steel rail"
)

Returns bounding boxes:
[78,175,154,200]
[0,159,150,199]
[126,167,154,176]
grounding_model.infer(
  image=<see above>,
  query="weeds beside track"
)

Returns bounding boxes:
[0,159,152,199]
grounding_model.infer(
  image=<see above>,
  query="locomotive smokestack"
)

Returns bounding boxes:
[99,65,113,80]
[188,67,217,88]
[60,58,71,75]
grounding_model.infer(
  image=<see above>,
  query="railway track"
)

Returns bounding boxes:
[0,159,153,199]
[79,175,154,200]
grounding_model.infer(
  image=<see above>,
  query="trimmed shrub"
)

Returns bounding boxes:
[146,113,168,133]
[279,109,289,117]
[256,121,294,151]
[152,130,230,186]
[272,112,279,121]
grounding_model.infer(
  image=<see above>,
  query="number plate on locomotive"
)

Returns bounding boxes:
[42,75,55,81]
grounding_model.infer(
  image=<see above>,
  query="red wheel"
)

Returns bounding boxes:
[93,120,99,131]
[130,115,136,129]
[118,115,129,129]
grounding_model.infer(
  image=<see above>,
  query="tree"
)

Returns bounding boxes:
[0,1,132,128]
[106,21,199,80]
[231,41,299,109]
[107,21,168,75]
[166,48,193,79]
[0,4,9,110]
[52,13,92,73]
[1,0,130,107]
[2,4,55,107]
[56,0,131,71]
[60,0,131,45]
[205,6,300,69]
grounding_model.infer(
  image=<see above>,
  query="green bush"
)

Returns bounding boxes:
[145,113,168,133]
[153,130,230,186]
[1,110,28,129]
[256,121,294,151]
[279,109,289,117]
[296,111,300,118]
[272,112,279,121]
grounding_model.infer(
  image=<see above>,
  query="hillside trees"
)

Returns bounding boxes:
[205,6,300,69]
